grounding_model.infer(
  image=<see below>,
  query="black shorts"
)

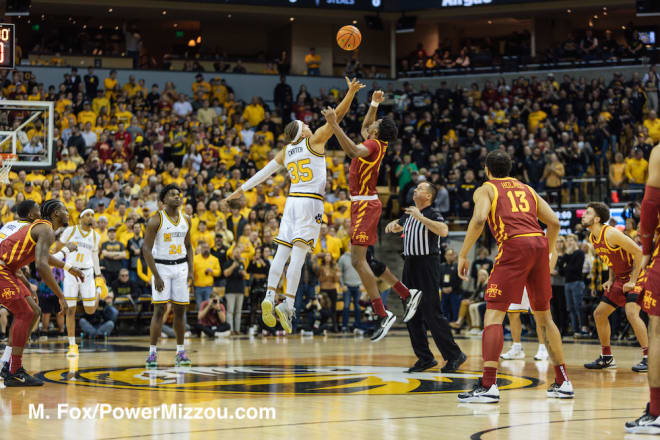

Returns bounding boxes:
[39,295,61,315]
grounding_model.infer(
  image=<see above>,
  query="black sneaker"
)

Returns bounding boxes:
[546,380,574,399]
[457,380,499,403]
[0,362,8,380]
[370,310,396,342]
[441,352,467,373]
[402,289,422,323]
[4,367,44,387]
[633,357,648,373]
[584,355,616,369]
[625,403,660,434]
[406,358,437,373]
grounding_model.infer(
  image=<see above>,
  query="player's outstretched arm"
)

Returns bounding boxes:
[311,77,365,146]
[142,213,164,292]
[534,189,560,271]
[321,107,371,158]
[606,226,644,289]
[361,90,384,140]
[458,185,492,280]
[224,149,285,202]
[32,223,69,313]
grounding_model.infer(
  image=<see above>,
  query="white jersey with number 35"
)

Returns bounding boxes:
[153,210,189,261]
[284,137,327,197]
[60,225,100,270]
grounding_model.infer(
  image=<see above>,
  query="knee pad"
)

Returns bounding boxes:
[368,257,386,278]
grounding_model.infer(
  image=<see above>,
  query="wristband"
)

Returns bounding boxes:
[63,263,72,272]
[370,101,379,108]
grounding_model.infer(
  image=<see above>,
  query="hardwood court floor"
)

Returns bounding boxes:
[0,332,655,439]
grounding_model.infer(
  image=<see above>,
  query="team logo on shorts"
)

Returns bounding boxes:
[486,284,502,298]
[644,290,657,310]
[1,287,15,299]
[314,213,323,224]
[37,364,538,395]
[354,232,369,243]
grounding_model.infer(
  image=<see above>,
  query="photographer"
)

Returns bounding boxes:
[222,242,247,335]
[193,293,230,338]
[300,292,334,336]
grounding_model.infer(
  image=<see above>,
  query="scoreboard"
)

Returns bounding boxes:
[0,24,15,70]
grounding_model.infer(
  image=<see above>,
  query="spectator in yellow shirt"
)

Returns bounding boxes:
[104,70,119,100]
[644,110,660,143]
[528,102,547,133]
[242,97,265,127]
[305,47,321,76]
[192,74,211,101]
[192,221,215,250]
[314,224,342,260]
[193,241,221,308]
[625,148,649,187]
[123,75,140,97]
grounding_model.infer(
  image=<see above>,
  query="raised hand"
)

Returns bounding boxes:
[321,107,338,125]
[345,77,366,94]
[372,90,385,103]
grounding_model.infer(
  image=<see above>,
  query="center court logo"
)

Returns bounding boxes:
[38,364,537,395]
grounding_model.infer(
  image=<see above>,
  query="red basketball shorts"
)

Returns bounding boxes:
[486,235,552,312]
[350,198,381,247]
[639,261,660,317]
[0,266,31,314]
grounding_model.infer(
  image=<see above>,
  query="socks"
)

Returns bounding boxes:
[371,298,387,318]
[0,345,11,364]
[512,342,522,351]
[602,346,612,356]
[149,345,157,355]
[482,324,504,362]
[176,345,184,353]
[554,364,569,386]
[69,337,76,347]
[392,281,410,299]
[651,387,660,417]
[538,344,546,351]
[285,295,295,309]
[482,367,497,388]
[644,347,649,357]
[9,354,21,374]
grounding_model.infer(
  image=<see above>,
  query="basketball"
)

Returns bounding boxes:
[336,25,362,51]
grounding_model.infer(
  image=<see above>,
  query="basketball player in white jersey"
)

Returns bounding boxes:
[142,184,193,368]
[500,287,549,360]
[53,208,105,357]
[224,77,364,333]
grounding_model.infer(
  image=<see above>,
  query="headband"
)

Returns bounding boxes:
[79,208,94,218]
[293,120,303,143]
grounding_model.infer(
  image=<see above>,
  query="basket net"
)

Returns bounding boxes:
[0,154,17,184]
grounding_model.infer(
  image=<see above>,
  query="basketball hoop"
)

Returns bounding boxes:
[0,153,17,184]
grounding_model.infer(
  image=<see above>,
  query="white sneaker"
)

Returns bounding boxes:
[261,290,277,328]
[214,330,231,338]
[501,346,525,360]
[301,330,314,336]
[534,345,549,361]
[626,404,660,434]
[402,289,422,322]
[161,332,168,339]
[353,328,365,336]
[275,302,294,334]
[547,380,574,399]
[184,331,192,338]
[458,381,500,403]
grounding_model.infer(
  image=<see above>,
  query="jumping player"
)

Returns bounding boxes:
[500,288,549,361]
[0,200,83,386]
[52,208,106,358]
[321,96,422,342]
[626,143,660,434]
[142,184,193,368]
[224,77,363,333]
[457,150,573,403]
[581,202,647,372]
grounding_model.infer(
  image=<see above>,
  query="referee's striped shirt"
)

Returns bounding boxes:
[398,206,444,257]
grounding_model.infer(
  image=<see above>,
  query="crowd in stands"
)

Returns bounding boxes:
[0,58,658,340]
[400,27,655,77]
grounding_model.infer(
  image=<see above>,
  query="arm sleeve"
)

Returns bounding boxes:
[240,159,283,191]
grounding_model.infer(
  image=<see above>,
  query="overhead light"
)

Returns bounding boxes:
[352,19,357,24]
[603,11,607,15]
[72,20,76,24]
[290,17,295,21]
[227,13,232,18]
[622,25,626,30]
[173,23,178,28]
[108,8,113,12]
[488,20,493,24]
[114,26,119,30]
[196,36,201,44]
[594,14,598,19]
[188,39,196,47]
[567,9,571,13]
[99,25,103,29]
[162,10,167,15]
[83,24,87,29]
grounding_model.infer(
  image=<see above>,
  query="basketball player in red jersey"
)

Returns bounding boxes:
[581,202,648,372]
[457,150,573,403]
[0,200,84,386]
[321,94,422,342]
[626,144,660,434]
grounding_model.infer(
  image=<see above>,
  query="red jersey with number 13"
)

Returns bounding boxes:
[349,139,387,196]
[484,178,543,244]
[589,224,633,279]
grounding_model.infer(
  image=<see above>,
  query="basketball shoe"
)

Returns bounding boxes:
[4,367,43,387]
[174,350,191,367]
[632,357,648,373]
[534,345,549,360]
[584,355,616,369]
[402,289,422,323]
[546,381,574,398]
[145,352,158,369]
[457,380,500,403]
[370,310,396,342]
[66,344,79,358]
[275,301,294,334]
[625,403,660,434]
[261,290,277,328]
[501,343,525,360]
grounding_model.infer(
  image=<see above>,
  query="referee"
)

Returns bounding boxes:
[386,181,467,373]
